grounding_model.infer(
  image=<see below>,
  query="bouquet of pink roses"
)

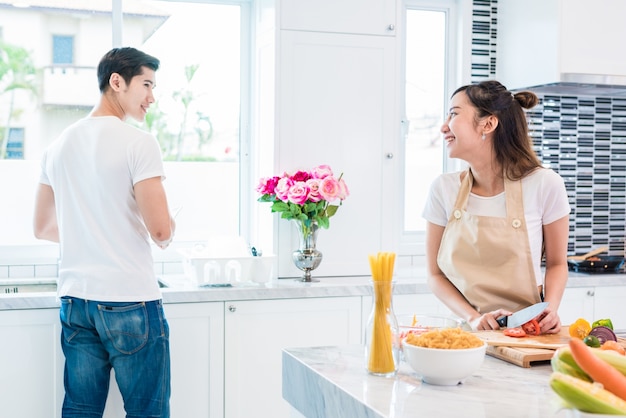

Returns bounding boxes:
[256,164,349,229]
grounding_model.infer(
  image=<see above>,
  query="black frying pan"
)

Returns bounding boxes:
[567,256,625,273]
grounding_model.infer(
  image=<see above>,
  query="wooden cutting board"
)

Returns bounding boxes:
[473,328,571,349]
[473,329,626,368]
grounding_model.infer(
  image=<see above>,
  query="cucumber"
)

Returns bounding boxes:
[550,372,626,415]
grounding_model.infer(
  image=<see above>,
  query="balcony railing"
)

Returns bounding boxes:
[42,65,99,107]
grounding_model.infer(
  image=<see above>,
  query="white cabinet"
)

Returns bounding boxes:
[279,0,396,36]
[223,296,361,418]
[558,287,595,327]
[0,308,63,418]
[497,0,626,89]
[593,286,626,331]
[0,302,223,418]
[559,286,626,331]
[276,29,400,278]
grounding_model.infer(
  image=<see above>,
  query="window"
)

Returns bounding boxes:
[0,0,248,247]
[52,35,74,65]
[401,1,456,253]
[6,128,24,159]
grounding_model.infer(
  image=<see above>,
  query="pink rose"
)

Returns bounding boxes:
[311,165,333,179]
[306,179,322,202]
[319,176,341,201]
[291,170,311,182]
[274,177,293,202]
[256,176,280,195]
[288,181,310,205]
[337,178,350,200]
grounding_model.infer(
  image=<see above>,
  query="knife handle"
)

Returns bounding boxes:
[496,316,508,327]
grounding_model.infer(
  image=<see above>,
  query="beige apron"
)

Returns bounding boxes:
[437,169,541,313]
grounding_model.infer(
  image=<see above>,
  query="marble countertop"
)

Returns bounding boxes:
[282,344,588,418]
[1,271,625,311]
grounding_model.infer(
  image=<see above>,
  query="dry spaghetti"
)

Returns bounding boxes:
[366,252,397,374]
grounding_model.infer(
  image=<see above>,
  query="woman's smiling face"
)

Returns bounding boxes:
[441,91,485,160]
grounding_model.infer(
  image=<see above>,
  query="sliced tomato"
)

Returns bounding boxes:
[521,318,541,336]
[503,327,527,338]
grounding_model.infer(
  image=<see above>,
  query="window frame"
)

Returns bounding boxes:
[399,0,459,257]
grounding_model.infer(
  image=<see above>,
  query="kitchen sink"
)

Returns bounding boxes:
[0,279,57,294]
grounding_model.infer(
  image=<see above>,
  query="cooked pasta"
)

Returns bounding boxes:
[405,328,484,349]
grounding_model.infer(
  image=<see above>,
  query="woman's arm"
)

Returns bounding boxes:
[540,215,570,334]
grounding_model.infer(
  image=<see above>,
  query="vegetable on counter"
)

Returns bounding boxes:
[569,338,626,402]
[568,318,591,339]
[550,339,626,414]
[521,318,540,336]
[589,325,618,345]
[503,327,526,338]
[592,318,614,331]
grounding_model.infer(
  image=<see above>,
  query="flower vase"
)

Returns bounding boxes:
[365,280,399,377]
[291,219,323,282]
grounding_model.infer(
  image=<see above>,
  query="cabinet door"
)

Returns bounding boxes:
[279,0,396,36]
[104,302,225,418]
[277,30,399,278]
[224,297,361,418]
[559,287,595,326]
[0,308,63,418]
[593,286,626,331]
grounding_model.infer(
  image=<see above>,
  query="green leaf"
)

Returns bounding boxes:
[317,216,330,229]
[271,201,289,213]
[325,205,339,218]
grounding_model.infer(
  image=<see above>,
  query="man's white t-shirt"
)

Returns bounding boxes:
[422,168,571,286]
[40,116,165,301]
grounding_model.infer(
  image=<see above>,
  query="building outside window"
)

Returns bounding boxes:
[52,35,73,65]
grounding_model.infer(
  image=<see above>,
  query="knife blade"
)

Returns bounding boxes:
[496,302,549,328]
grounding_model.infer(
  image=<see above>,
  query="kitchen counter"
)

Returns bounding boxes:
[1,271,626,311]
[282,344,581,418]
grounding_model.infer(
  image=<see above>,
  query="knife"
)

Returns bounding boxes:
[496,302,549,328]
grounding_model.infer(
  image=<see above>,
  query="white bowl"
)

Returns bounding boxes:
[402,339,487,386]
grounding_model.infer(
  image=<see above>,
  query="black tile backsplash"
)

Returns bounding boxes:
[531,94,626,257]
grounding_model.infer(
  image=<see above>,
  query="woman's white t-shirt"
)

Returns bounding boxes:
[422,168,571,285]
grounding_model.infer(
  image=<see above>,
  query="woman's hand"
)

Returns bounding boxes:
[468,309,513,331]
[537,307,561,334]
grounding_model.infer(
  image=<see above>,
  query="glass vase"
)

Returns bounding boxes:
[291,219,323,282]
[365,280,399,376]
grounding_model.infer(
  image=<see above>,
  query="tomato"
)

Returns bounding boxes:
[568,318,591,339]
[503,327,527,338]
[521,318,541,336]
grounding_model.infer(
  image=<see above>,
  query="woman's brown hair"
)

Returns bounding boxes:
[453,80,542,180]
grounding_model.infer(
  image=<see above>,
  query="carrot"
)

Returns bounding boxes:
[569,338,626,401]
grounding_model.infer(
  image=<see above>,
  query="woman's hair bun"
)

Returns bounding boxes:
[513,91,539,109]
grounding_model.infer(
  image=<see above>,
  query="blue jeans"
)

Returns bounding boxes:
[60,297,170,418]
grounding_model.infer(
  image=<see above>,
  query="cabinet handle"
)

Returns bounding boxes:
[386,153,394,159]
[228,304,237,312]
[387,24,395,31]
[586,290,595,297]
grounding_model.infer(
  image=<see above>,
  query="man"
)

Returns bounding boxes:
[33,47,174,418]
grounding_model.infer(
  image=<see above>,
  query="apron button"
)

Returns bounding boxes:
[512,219,522,228]
[453,209,462,219]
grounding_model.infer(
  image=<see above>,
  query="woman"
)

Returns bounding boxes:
[423,80,570,334]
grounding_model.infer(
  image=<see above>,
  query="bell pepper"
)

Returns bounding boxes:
[592,318,614,331]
